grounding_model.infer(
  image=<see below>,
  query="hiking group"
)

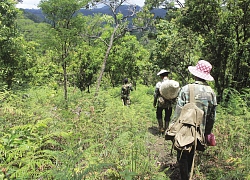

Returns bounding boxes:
[120,60,217,179]
[154,60,217,180]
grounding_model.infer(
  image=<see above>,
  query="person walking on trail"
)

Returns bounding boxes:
[121,78,133,106]
[172,60,217,180]
[153,70,176,134]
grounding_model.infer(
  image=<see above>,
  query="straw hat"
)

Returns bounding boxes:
[159,80,180,100]
[188,60,214,81]
[157,69,170,76]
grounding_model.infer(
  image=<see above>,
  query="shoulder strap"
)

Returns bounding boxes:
[189,84,195,103]
[188,84,197,180]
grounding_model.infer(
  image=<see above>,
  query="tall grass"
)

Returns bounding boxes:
[195,88,250,179]
[0,85,249,179]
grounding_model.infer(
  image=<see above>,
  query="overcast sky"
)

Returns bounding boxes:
[16,0,146,9]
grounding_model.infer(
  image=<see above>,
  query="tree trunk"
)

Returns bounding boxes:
[62,42,68,102]
[95,24,119,97]
[63,61,68,101]
[6,71,14,90]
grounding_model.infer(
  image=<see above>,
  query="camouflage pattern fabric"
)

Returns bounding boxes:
[172,81,217,134]
[121,83,133,105]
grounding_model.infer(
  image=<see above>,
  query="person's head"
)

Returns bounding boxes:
[123,78,128,84]
[188,60,214,81]
[157,69,170,79]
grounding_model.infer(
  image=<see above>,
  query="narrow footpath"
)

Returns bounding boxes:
[147,126,181,180]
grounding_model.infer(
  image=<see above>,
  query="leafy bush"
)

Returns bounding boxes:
[221,88,248,115]
[195,89,250,179]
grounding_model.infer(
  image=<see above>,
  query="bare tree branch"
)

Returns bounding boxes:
[176,0,184,8]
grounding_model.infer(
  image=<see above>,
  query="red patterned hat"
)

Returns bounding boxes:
[188,60,214,81]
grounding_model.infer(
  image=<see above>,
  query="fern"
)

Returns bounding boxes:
[1,85,249,179]
[221,88,248,115]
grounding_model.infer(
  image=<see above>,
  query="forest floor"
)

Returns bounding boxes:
[147,125,181,180]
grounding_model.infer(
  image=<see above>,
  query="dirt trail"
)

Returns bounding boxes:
[147,126,181,180]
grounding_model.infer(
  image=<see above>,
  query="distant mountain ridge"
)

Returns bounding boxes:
[21,5,167,22]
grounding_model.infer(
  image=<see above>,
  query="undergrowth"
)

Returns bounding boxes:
[0,85,249,179]
[195,88,250,180]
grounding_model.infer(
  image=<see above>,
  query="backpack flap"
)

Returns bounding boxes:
[174,125,195,152]
[179,103,204,126]
[165,119,183,140]
[175,127,195,146]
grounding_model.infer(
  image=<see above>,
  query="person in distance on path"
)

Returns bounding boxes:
[153,70,176,134]
[121,78,133,106]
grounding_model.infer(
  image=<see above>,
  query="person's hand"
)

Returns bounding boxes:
[205,133,216,146]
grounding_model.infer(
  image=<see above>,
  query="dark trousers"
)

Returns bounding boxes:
[177,149,195,180]
[156,106,172,129]
[122,96,130,105]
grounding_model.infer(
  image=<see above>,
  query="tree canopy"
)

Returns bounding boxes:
[0,0,249,99]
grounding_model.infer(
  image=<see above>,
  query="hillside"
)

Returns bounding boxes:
[19,5,167,22]
[1,84,249,179]
[2,1,249,179]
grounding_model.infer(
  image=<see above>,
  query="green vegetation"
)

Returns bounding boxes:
[1,85,249,179]
[1,0,249,179]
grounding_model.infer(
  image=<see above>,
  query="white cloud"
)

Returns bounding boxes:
[16,0,145,9]
[126,0,145,6]
[16,0,41,9]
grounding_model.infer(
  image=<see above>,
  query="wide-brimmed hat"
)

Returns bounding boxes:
[157,69,170,76]
[188,60,214,81]
[160,80,180,100]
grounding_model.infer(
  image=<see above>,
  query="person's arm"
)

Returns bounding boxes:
[205,106,216,135]
[153,82,162,107]
[153,88,159,107]
[129,83,133,91]
[205,91,217,135]
[121,86,124,98]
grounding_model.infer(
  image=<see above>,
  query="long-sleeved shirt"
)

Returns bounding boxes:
[172,81,217,134]
[121,83,133,98]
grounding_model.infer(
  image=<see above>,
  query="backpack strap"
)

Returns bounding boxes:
[189,83,197,180]
[170,84,196,156]
[189,84,195,103]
